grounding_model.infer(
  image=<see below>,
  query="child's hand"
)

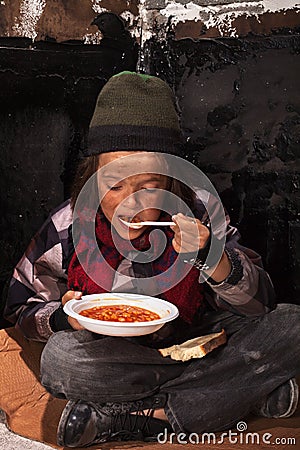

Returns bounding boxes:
[170,213,210,254]
[62,290,85,330]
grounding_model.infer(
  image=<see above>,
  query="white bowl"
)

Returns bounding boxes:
[63,293,179,337]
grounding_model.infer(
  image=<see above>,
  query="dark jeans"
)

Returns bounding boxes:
[40,303,300,433]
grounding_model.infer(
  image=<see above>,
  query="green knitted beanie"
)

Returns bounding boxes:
[85,71,182,155]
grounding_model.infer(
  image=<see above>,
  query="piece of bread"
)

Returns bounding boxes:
[158,329,226,361]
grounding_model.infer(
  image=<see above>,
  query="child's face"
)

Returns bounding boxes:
[98,151,169,239]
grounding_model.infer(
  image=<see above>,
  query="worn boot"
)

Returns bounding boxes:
[57,393,171,447]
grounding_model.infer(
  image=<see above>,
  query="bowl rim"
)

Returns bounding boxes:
[63,293,179,328]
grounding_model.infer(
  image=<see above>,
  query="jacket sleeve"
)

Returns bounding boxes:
[203,195,276,316]
[4,202,72,342]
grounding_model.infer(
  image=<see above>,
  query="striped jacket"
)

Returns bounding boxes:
[4,198,276,342]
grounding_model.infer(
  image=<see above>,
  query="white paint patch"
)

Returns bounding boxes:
[13,0,46,40]
[138,0,154,44]
[264,0,300,12]
[160,1,299,37]
[83,30,103,45]
[121,10,140,40]
[138,0,169,45]
[91,0,108,14]
[161,2,263,36]
[120,10,136,27]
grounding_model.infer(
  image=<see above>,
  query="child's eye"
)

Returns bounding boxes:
[108,185,122,191]
[142,187,158,193]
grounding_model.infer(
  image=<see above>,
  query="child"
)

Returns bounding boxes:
[4,72,300,448]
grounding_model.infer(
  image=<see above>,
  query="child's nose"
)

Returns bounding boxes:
[121,191,140,209]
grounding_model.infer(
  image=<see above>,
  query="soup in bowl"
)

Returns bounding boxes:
[63,293,179,336]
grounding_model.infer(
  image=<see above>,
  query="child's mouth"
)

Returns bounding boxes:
[118,215,143,229]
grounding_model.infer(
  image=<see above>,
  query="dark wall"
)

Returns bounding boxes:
[149,33,300,303]
[0,38,137,326]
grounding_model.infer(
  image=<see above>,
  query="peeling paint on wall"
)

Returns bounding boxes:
[83,30,103,44]
[91,0,107,14]
[160,1,299,37]
[138,0,153,43]
[1,0,300,42]
[13,0,46,40]
[264,0,300,13]
[82,0,108,43]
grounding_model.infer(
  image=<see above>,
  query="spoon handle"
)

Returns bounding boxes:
[139,221,174,226]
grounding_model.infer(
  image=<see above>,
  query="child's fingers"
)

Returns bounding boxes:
[62,290,82,305]
[171,214,210,253]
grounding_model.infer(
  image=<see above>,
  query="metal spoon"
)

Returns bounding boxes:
[119,218,175,229]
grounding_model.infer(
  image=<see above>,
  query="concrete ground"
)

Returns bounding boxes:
[1,405,299,450]
[0,410,52,450]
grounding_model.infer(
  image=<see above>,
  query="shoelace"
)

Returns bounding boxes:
[109,408,155,440]
[93,399,157,442]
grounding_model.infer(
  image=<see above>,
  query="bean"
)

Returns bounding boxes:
[79,305,160,322]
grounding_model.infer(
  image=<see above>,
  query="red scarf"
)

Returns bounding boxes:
[68,210,204,324]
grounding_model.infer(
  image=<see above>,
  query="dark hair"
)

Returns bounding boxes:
[70,155,196,213]
[70,155,100,209]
